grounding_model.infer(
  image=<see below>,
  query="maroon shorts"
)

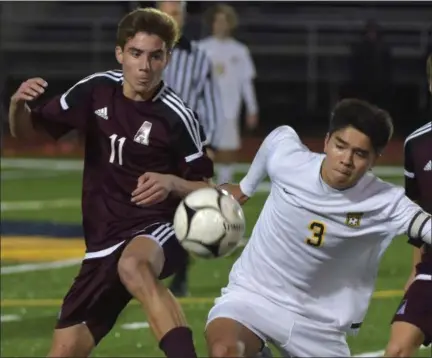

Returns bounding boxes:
[391,278,432,347]
[55,222,188,345]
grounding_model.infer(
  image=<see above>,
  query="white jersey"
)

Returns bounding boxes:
[228,126,421,333]
[198,37,257,121]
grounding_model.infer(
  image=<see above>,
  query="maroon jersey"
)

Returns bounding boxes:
[404,122,432,274]
[32,70,214,253]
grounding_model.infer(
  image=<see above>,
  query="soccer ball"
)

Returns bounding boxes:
[173,187,245,259]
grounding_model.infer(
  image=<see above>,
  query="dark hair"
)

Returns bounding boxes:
[205,4,238,30]
[117,8,180,50]
[328,98,394,154]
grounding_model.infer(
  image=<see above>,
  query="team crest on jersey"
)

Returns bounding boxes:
[345,212,363,227]
[134,121,152,146]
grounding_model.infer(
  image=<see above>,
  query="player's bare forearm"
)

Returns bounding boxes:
[219,183,250,205]
[8,99,37,139]
[169,175,213,198]
[9,78,49,140]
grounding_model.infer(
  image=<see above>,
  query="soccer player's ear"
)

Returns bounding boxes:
[115,46,124,65]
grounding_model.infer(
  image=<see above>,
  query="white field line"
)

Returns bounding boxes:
[0,314,22,322]
[354,344,428,357]
[1,258,81,275]
[1,158,403,177]
[1,198,81,212]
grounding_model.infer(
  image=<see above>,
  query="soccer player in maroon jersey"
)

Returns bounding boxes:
[384,55,432,357]
[9,8,212,358]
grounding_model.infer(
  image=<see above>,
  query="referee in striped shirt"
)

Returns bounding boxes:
[157,1,223,297]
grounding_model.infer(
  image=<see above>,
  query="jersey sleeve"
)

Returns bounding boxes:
[387,188,428,237]
[403,139,419,201]
[241,46,256,81]
[240,125,300,196]
[172,108,214,181]
[31,75,95,140]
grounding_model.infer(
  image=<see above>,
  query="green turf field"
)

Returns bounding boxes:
[1,160,430,357]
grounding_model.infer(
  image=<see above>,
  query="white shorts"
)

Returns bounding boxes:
[214,117,241,151]
[206,288,350,357]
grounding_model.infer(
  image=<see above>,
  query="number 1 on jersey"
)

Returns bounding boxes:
[306,221,326,247]
[109,134,126,166]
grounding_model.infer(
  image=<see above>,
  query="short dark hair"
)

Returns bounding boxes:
[328,98,394,154]
[117,8,180,51]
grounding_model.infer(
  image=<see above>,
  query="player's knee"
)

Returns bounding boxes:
[118,255,153,290]
[48,327,94,358]
[209,340,245,357]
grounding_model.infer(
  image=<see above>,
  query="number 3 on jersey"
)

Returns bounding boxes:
[109,134,126,166]
[306,221,326,247]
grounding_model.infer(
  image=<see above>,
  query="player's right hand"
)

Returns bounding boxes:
[11,78,48,103]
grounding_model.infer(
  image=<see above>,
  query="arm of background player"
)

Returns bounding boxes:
[402,139,422,290]
[200,54,223,147]
[241,47,259,117]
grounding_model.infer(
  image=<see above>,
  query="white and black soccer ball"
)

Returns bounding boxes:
[173,187,245,259]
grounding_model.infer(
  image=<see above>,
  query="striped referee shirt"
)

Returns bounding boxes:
[164,36,222,146]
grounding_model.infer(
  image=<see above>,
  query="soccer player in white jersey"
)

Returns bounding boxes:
[130,98,431,356]
[198,99,431,357]
[199,4,259,185]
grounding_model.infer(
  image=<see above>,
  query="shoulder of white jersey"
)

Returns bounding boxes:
[60,70,123,110]
[158,86,202,144]
[267,125,301,143]
[404,121,431,147]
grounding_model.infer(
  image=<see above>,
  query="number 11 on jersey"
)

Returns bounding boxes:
[306,221,326,247]
[109,134,126,166]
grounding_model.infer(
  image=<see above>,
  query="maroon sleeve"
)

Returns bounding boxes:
[404,139,419,202]
[31,76,94,140]
[172,113,214,181]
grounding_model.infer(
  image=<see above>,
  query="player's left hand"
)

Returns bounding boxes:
[131,172,173,206]
[246,113,259,131]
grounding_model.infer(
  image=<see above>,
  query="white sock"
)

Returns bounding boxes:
[217,164,234,184]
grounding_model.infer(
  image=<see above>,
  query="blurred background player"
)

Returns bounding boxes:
[384,54,432,357]
[9,8,213,358]
[157,0,223,297]
[199,4,259,185]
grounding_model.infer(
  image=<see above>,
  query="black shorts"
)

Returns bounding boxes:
[391,278,432,347]
[55,222,187,345]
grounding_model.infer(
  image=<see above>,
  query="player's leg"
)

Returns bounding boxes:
[384,279,432,357]
[281,313,350,357]
[48,254,132,358]
[48,324,94,358]
[117,225,196,357]
[216,149,237,184]
[215,118,240,185]
[206,317,264,357]
[168,253,190,297]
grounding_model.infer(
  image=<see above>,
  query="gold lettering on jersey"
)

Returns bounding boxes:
[134,121,152,146]
[345,212,363,227]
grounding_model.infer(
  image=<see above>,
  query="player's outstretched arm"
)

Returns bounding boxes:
[9,78,48,139]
